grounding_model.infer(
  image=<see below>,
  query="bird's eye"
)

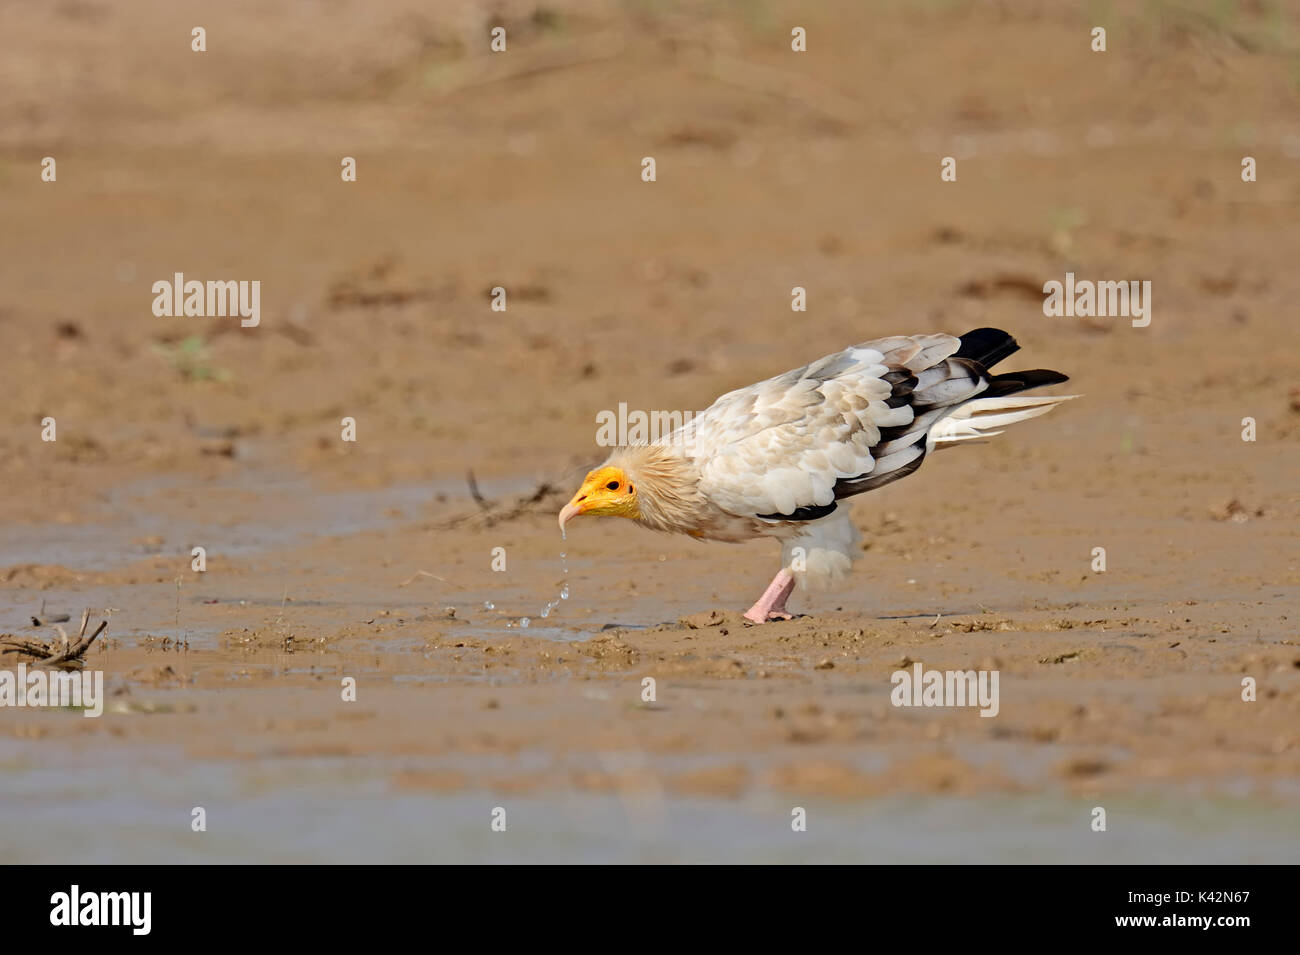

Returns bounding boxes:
[606,481,620,491]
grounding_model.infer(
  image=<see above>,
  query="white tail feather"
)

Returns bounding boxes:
[930,394,1080,446]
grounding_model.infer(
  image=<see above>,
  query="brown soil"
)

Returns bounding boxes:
[1,0,1297,862]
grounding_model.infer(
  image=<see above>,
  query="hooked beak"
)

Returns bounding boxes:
[558,497,587,532]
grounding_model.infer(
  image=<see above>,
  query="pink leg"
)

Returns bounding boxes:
[743,568,796,624]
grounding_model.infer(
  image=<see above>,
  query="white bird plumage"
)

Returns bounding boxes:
[559,327,1077,623]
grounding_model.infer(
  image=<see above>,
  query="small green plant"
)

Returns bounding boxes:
[1048,206,1088,256]
[152,335,230,382]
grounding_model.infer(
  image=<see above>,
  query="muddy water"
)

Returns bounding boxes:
[0,470,451,571]
[1,472,1297,864]
[4,735,1297,863]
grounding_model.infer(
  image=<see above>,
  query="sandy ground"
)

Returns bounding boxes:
[1,0,1298,863]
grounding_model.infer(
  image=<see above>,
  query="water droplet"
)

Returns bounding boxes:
[483,601,495,610]
[519,617,530,628]
[540,607,551,618]
[560,585,569,600]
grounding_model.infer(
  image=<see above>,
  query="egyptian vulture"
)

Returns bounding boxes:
[559,327,1075,623]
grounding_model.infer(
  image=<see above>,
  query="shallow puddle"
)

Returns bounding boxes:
[2,741,1295,864]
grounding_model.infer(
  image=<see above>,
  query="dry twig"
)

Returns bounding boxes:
[436,479,564,530]
[1,608,109,669]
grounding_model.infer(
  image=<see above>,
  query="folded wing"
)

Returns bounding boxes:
[677,329,1069,522]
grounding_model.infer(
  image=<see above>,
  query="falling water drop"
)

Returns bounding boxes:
[483,601,495,610]
[528,538,573,624]
[519,617,530,628]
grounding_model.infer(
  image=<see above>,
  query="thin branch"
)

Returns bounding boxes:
[37,621,108,668]
[435,478,564,530]
[1,616,109,669]
[467,470,491,511]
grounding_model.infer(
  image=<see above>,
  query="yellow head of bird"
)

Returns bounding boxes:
[558,466,639,531]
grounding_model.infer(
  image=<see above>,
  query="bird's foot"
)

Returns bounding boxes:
[743,569,797,624]
[743,609,794,624]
